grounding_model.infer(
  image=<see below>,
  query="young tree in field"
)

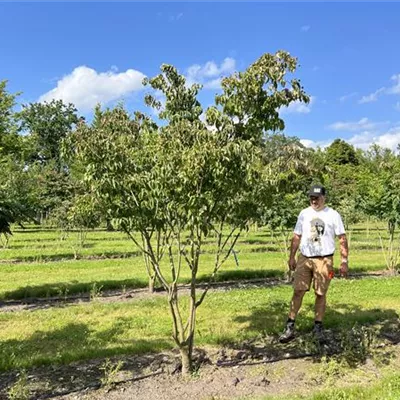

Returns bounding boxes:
[49,194,101,257]
[0,155,41,245]
[70,51,309,374]
[65,106,163,291]
[0,81,38,239]
[361,146,400,273]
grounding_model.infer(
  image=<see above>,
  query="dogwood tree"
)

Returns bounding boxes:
[70,51,309,374]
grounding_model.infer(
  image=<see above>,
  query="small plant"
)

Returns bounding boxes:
[314,356,346,387]
[99,358,124,390]
[297,332,320,355]
[90,282,103,301]
[57,285,69,301]
[7,370,30,400]
[190,363,201,379]
[339,324,375,367]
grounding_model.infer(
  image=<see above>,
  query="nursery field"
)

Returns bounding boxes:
[1,224,400,400]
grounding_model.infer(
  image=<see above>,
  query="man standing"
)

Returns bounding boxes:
[279,185,349,343]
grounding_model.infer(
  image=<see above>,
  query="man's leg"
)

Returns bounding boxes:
[312,256,333,342]
[315,293,327,322]
[279,290,307,343]
[289,290,307,320]
[313,293,327,342]
[279,255,312,343]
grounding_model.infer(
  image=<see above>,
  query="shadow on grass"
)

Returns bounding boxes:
[10,236,128,245]
[1,250,142,264]
[1,270,286,303]
[196,268,284,284]
[6,242,96,250]
[0,321,173,399]
[0,278,149,302]
[12,228,108,234]
[249,246,280,252]
[214,296,400,370]
[231,296,399,338]
[1,246,280,263]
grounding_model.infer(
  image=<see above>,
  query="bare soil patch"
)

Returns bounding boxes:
[1,328,400,400]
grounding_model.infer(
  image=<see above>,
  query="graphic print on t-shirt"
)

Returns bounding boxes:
[309,217,325,245]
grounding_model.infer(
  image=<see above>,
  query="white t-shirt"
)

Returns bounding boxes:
[294,206,345,257]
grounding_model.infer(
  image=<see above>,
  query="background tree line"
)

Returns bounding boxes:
[2,79,399,240]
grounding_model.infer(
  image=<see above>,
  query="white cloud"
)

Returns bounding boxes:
[339,92,358,102]
[358,74,400,104]
[301,124,400,153]
[300,138,331,149]
[203,78,223,90]
[300,139,315,147]
[281,96,315,115]
[186,57,236,90]
[388,74,400,95]
[302,130,400,153]
[348,127,400,152]
[395,102,400,111]
[301,25,310,32]
[358,87,386,104]
[39,65,146,112]
[327,117,388,132]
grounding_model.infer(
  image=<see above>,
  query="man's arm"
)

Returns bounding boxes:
[338,234,349,277]
[288,233,301,271]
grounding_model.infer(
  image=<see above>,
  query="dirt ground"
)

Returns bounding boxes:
[1,330,399,400]
[1,275,399,400]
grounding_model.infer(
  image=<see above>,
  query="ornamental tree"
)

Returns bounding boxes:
[70,51,309,374]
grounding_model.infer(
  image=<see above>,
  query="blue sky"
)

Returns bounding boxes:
[1,2,400,151]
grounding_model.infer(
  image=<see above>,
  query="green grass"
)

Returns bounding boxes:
[0,248,389,301]
[268,373,400,400]
[0,252,286,300]
[0,224,394,301]
[1,277,399,372]
[257,373,400,399]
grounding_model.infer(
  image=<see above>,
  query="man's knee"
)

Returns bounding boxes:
[315,293,326,301]
[293,290,307,299]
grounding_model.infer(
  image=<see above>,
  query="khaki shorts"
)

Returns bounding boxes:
[293,254,334,296]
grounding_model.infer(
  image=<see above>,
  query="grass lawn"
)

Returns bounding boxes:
[259,373,400,399]
[1,277,399,372]
[0,225,392,301]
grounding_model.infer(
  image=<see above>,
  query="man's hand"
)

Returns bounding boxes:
[288,256,297,271]
[339,261,349,278]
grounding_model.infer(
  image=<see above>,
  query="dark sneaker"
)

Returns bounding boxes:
[279,324,295,343]
[313,323,326,344]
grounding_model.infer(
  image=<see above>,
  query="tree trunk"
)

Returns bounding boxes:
[389,227,395,273]
[106,218,114,231]
[148,274,157,293]
[179,345,192,376]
